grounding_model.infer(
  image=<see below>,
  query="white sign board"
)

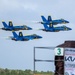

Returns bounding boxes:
[54,47,64,56]
[65,48,75,75]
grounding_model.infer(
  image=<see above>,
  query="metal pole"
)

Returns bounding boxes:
[34,47,35,75]
[64,48,65,75]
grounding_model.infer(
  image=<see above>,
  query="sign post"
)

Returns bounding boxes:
[54,47,64,75]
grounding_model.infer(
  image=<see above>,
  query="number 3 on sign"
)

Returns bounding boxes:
[54,48,64,56]
[57,48,61,55]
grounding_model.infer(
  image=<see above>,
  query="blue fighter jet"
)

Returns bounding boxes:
[1,21,32,31]
[39,23,72,32]
[9,31,42,41]
[39,15,69,25]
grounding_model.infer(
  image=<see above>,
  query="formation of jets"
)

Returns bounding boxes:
[38,16,71,32]
[0,15,72,41]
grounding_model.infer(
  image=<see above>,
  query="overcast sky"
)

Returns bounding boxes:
[0,0,75,72]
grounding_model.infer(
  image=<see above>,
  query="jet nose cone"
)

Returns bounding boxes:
[29,28,32,30]
[69,28,72,30]
[65,21,69,23]
[30,28,32,30]
[39,36,42,38]
[68,27,72,30]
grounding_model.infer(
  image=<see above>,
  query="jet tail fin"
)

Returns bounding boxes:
[12,31,23,38]
[43,24,49,29]
[9,21,13,27]
[43,24,53,30]
[2,21,13,28]
[19,32,23,37]
[41,16,47,22]
[2,21,8,28]
[48,16,52,21]
[12,31,18,38]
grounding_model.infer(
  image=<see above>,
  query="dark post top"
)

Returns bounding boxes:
[57,40,75,48]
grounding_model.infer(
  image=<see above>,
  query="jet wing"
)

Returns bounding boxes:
[23,35,33,40]
[30,34,42,39]
[13,25,32,30]
[23,34,42,40]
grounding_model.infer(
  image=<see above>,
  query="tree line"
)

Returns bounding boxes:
[0,68,54,75]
